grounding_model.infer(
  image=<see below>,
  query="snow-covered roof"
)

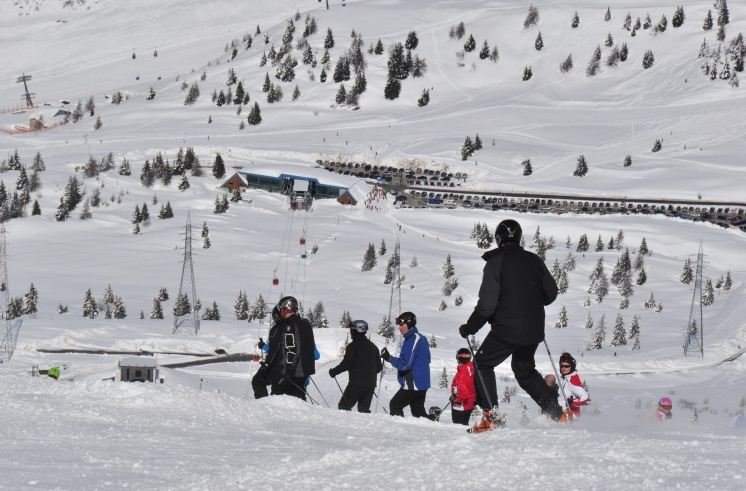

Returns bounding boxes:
[119,357,158,368]
[235,162,367,190]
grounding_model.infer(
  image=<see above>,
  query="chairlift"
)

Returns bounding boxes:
[272,270,279,286]
[301,251,308,259]
[299,236,306,246]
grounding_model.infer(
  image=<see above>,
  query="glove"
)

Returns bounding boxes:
[328,368,337,378]
[381,347,391,362]
[567,396,576,407]
[458,324,471,339]
[257,338,265,350]
[449,393,457,403]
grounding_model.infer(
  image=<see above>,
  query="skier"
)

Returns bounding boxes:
[328,319,383,413]
[380,312,431,418]
[251,296,317,400]
[656,397,673,422]
[458,219,564,432]
[449,348,477,425]
[558,352,589,419]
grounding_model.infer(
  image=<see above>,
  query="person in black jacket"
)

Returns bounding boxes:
[458,219,564,424]
[328,319,383,413]
[252,296,316,400]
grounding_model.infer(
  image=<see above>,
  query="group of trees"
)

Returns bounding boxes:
[384,32,427,101]
[82,285,126,319]
[460,134,483,161]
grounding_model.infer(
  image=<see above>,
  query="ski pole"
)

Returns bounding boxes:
[309,376,330,408]
[543,339,571,411]
[466,340,496,410]
[371,390,389,414]
[333,377,350,410]
[435,399,452,422]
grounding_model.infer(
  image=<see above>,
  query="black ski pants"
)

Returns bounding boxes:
[338,385,375,413]
[451,408,472,426]
[389,389,428,418]
[474,331,562,419]
[252,366,306,401]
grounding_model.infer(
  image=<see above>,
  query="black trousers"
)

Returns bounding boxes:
[389,389,428,417]
[338,385,375,413]
[474,331,561,419]
[252,366,306,401]
[451,408,472,426]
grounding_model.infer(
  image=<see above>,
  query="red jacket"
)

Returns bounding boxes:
[451,361,477,411]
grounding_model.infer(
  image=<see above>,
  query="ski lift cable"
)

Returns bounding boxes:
[282,208,297,289]
[274,201,296,286]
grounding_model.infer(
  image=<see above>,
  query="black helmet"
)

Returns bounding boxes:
[278,296,299,313]
[495,219,522,246]
[394,311,417,329]
[350,319,368,334]
[271,305,281,323]
[428,406,442,418]
[559,352,576,371]
[457,347,471,363]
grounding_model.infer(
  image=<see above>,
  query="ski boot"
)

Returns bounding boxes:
[468,408,507,433]
[557,408,574,423]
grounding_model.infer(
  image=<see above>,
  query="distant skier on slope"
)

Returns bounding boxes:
[458,219,565,432]
[380,312,431,418]
[558,352,589,419]
[328,319,383,413]
[252,296,317,401]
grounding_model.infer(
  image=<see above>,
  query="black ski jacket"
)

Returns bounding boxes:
[266,314,316,380]
[329,331,382,388]
[465,243,558,345]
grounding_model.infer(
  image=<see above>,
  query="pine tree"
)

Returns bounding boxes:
[417,88,430,107]
[573,154,588,177]
[324,28,335,49]
[586,46,602,77]
[554,305,568,329]
[576,233,589,252]
[442,254,455,279]
[378,315,395,338]
[636,268,647,286]
[178,174,190,191]
[558,269,569,294]
[480,40,491,59]
[31,200,41,216]
[362,243,377,271]
[464,34,476,52]
[571,12,580,28]
[611,314,627,346]
[439,366,448,388]
[584,311,594,330]
[642,50,655,69]
[522,66,533,81]
[723,271,732,291]
[639,237,649,256]
[644,291,657,309]
[590,314,606,349]
[605,7,611,22]
[247,102,262,125]
[629,315,641,350]
[22,283,38,315]
[703,10,713,31]
[335,84,347,105]
[82,289,98,319]
[173,292,192,316]
[212,153,226,179]
[672,6,685,28]
[702,278,715,306]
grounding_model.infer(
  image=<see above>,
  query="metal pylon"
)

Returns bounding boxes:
[173,213,200,335]
[684,243,704,357]
[0,225,22,365]
[386,239,402,329]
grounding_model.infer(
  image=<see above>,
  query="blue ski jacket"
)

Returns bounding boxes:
[389,326,431,391]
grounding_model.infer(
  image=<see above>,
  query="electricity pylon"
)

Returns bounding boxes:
[173,213,200,334]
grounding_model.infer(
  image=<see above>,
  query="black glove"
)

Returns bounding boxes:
[458,324,471,339]
[449,393,457,403]
[257,338,265,350]
[567,395,576,407]
[381,347,391,362]
[328,368,337,378]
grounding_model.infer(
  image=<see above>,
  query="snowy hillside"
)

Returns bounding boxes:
[1,0,746,489]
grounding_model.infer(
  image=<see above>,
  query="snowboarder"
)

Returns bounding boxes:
[558,352,589,418]
[450,348,477,425]
[380,312,431,418]
[328,319,383,413]
[656,397,673,422]
[251,296,317,401]
[458,219,564,432]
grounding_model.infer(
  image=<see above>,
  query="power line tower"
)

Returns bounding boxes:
[0,225,23,365]
[683,243,704,357]
[16,73,35,108]
[173,213,200,335]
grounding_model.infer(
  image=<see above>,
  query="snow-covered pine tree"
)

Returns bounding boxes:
[522,159,533,176]
[576,233,589,252]
[703,9,713,31]
[642,50,655,69]
[158,287,169,301]
[573,154,588,177]
[558,269,569,294]
[82,289,98,319]
[571,12,580,28]
[564,251,576,271]
[672,6,685,28]
[723,271,732,291]
[150,298,164,319]
[523,4,539,28]
[362,243,377,271]
[22,283,38,315]
[378,315,394,338]
[605,8,611,22]
[464,34,476,52]
[439,300,447,311]
[522,65,533,81]
[584,310,594,330]
[629,315,641,350]
[586,46,602,77]
[439,366,448,388]
[590,314,606,349]
[410,255,418,268]
[639,237,650,256]
[560,54,573,73]
[234,291,249,320]
[173,293,192,316]
[113,296,126,319]
[636,268,647,285]
[644,291,657,309]
[554,305,568,329]
[611,314,627,347]
[702,278,715,306]
[595,235,605,252]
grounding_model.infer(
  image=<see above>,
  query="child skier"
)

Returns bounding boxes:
[449,348,477,425]
[558,352,589,418]
[656,397,673,422]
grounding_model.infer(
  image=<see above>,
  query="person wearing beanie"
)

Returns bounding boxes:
[328,320,382,413]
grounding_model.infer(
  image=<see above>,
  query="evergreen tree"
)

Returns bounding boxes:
[554,305,568,329]
[522,159,533,176]
[439,300,448,311]
[717,0,729,26]
[586,46,602,76]
[150,298,164,319]
[573,154,588,177]
[672,6,685,28]
[184,82,200,105]
[212,153,226,179]
[680,258,694,284]
[480,40,491,59]
[374,38,384,55]
[82,289,98,319]
[55,197,69,222]
[558,269,569,294]
[560,54,573,73]
[702,278,715,306]
[590,314,606,349]
[439,366,448,387]
[417,88,430,107]
[584,311,594,330]
[642,50,655,69]
[723,271,732,291]
[464,34,476,52]
[22,283,38,315]
[112,296,126,319]
[384,77,401,100]
[292,85,301,101]
[571,12,580,28]
[624,155,632,167]
[335,84,347,105]
[522,66,533,81]
[703,10,713,31]
[636,268,647,286]
[178,174,190,191]
[645,291,657,309]
[523,5,539,28]
[639,237,649,256]
[247,102,262,125]
[31,200,41,216]
[576,233,589,252]
[611,314,627,347]
[605,7,611,22]
[173,292,192,316]
[324,28,335,49]
[362,243,377,271]
[619,43,628,62]
[378,315,395,339]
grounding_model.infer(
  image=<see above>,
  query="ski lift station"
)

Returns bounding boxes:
[119,357,159,382]
[222,163,369,206]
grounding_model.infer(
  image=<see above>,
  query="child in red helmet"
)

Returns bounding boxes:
[558,352,589,418]
[450,348,477,425]
[656,397,673,422]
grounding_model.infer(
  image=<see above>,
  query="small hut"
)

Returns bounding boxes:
[119,357,159,382]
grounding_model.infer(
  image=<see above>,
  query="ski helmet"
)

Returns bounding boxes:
[271,305,281,323]
[457,347,471,363]
[350,319,369,334]
[559,352,576,371]
[659,397,673,409]
[428,406,442,418]
[278,296,299,313]
[395,311,417,329]
[495,219,522,246]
